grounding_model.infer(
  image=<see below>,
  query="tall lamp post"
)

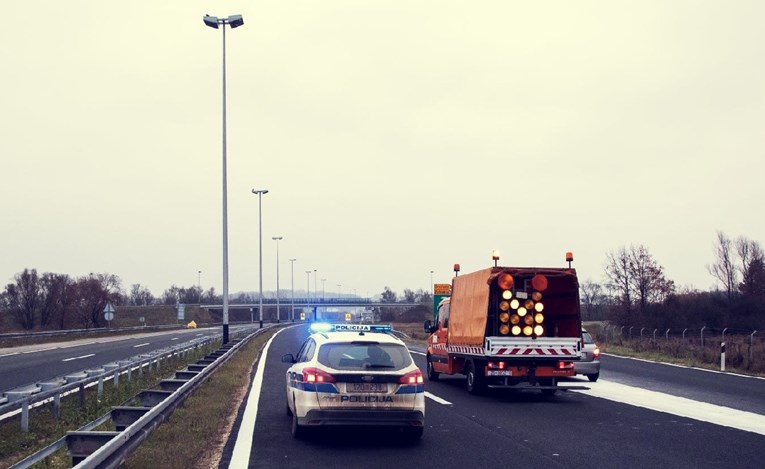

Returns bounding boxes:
[204,13,244,344]
[289,258,296,321]
[272,236,283,323]
[430,270,434,294]
[313,269,318,320]
[252,189,269,327]
[198,270,202,304]
[305,270,312,321]
[321,278,326,300]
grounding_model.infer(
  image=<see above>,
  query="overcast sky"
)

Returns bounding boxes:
[2,1,763,299]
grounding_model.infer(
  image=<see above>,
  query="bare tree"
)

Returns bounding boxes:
[580,279,604,319]
[605,247,632,319]
[39,273,71,329]
[628,245,676,313]
[737,237,765,296]
[129,283,155,306]
[707,231,737,302]
[3,269,41,330]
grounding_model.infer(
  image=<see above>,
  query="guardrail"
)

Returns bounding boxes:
[0,329,227,429]
[8,325,265,468]
[70,327,264,468]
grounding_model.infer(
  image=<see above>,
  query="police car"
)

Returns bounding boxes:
[282,323,425,440]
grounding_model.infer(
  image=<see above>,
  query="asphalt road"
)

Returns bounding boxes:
[221,323,765,469]
[0,327,222,393]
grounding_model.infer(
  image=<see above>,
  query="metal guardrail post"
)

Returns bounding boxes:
[665,329,670,340]
[682,328,687,340]
[701,326,706,348]
[21,401,29,432]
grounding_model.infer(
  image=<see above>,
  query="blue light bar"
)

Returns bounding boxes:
[309,322,333,333]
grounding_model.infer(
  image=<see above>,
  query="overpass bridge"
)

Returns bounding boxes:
[201,297,424,322]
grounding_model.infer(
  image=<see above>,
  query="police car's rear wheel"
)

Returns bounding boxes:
[286,399,293,417]
[426,356,439,381]
[587,372,599,382]
[291,412,307,439]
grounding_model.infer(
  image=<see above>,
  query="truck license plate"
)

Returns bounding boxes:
[487,370,513,376]
[347,383,387,392]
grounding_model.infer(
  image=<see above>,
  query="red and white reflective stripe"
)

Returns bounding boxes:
[493,347,575,356]
[447,345,485,355]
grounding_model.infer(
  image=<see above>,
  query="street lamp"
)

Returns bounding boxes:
[204,13,244,344]
[273,236,283,323]
[321,278,326,300]
[252,188,268,327]
[313,269,317,319]
[198,270,202,304]
[289,258,296,321]
[337,284,342,297]
[430,270,434,295]
[305,270,312,321]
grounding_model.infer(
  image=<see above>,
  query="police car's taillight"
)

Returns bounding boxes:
[399,369,424,385]
[593,347,601,359]
[303,367,336,383]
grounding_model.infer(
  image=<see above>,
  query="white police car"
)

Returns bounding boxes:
[282,323,425,440]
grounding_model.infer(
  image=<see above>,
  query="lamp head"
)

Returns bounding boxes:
[203,15,219,29]
[227,14,244,28]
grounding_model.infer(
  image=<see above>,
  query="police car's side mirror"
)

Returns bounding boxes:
[424,320,433,333]
[281,353,296,364]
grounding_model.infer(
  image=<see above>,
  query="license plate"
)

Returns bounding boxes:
[487,370,513,376]
[346,383,387,393]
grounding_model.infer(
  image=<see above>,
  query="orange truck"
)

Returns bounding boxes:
[424,256,588,395]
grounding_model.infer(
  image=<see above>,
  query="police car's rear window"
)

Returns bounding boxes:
[318,342,412,371]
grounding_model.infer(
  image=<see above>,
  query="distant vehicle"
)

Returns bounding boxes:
[577,329,601,382]
[424,254,588,395]
[281,323,425,440]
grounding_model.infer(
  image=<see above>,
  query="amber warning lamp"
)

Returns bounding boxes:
[492,249,500,267]
[566,251,574,268]
[453,263,460,276]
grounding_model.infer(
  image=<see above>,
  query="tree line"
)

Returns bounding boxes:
[581,231,765,330]
[3,230,763,331]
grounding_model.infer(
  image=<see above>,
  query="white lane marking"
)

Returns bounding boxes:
[603,353,765,381]
[425,391,452,405]
[62,354,95,362]
[171,338,179,341]
[58,341,97,349]
[22,347,55,354]
[0,352,20,358]
[582,379,765,436]
[133,343,150,348]
[230,328,288,468]
[410,350,426,356]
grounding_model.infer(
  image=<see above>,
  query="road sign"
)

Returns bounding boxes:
[300,312,306,321]
[104,303,115,322]
[434,283,451,295]
[345,313,352,322]
[177,303,186,321]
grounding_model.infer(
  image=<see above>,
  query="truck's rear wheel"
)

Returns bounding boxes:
[426,355,440,381]
[465,360,485,394]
